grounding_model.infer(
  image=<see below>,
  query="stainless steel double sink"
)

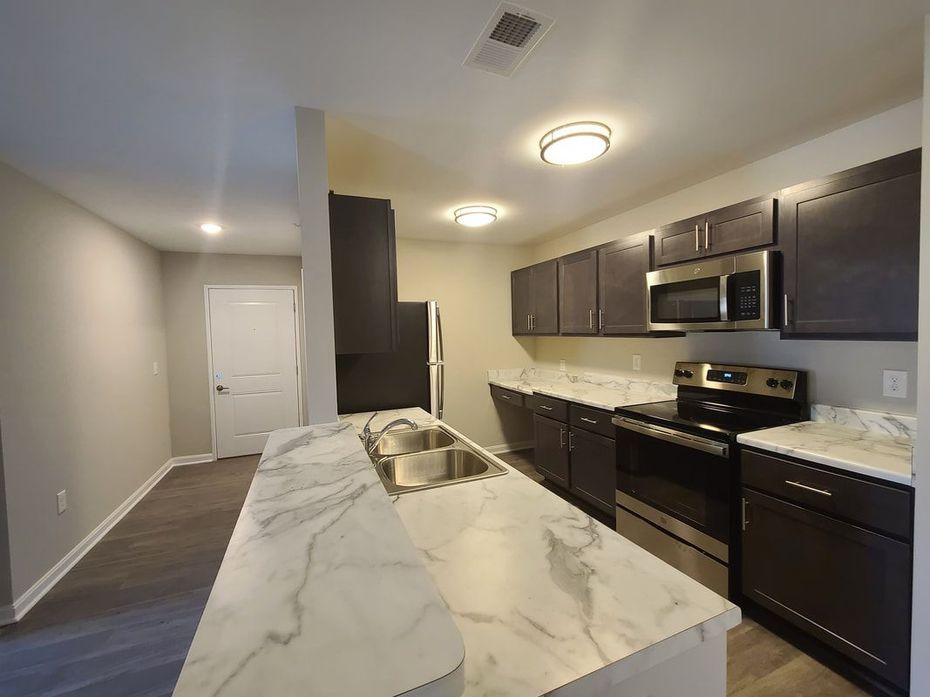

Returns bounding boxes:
[367,425,507,494]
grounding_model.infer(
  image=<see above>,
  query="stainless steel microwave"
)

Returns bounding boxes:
[646,250,775,332]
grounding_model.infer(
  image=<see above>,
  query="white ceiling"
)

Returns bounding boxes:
[2,0,928,255]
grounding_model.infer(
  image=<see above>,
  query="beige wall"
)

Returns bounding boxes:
[528,99,923,416]
[160,252,303,457]
[0,161,171,600]
[0,421,12,607]
[396,239,535,447]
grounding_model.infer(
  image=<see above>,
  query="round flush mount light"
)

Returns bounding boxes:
[199,222,223,234]
[539,121,611,165]
[454,205,497,227]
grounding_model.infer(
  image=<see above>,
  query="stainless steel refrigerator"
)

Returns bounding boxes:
[335,300,444,418]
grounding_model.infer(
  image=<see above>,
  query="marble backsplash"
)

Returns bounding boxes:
[811,404,917,443]
[487,367,677,396]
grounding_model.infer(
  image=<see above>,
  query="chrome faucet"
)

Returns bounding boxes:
[361,412,379,444]
[366,418,418,454]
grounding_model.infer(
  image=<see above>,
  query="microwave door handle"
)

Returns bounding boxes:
[719,274,729,322]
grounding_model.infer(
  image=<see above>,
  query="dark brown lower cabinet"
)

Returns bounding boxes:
[741,487,912,690]
[568,428,616,514]
[534,414,569,487]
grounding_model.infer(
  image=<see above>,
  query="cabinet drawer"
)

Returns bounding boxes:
[489,385,526,408]
[742,449,912,540]
[533,394,568,422]
[569,404,615,439]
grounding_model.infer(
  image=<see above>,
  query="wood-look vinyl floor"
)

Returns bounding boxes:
[0,448,872,697]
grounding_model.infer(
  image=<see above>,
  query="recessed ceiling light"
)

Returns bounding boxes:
[539,121,611,165]
[454,205,498,227]
[199,222,223,234]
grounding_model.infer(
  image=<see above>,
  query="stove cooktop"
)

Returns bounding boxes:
[615,399,802,441]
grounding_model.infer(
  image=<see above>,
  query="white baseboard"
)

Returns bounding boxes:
[169,453,215,467]
[0,452,213,626]
[485,440,534,455]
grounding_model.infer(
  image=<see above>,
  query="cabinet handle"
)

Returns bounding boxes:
[531,314,536,331]
[559,428,566,448]
[598,309,604,330]
[783,294,791,328]
[785,480,832,497]
[500,393,511,400]
[704,221,710,250]
[580,417,598,425]
[588,309,594,329]
[568,431,575,451]
[741,497,749,531]
[539,404,554,411]
[694,224,700,251]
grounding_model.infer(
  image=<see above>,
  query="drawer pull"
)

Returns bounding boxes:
[500,393,511,399]
[539,405,554,411]
[580,417,598,424]
[785,480,832,497]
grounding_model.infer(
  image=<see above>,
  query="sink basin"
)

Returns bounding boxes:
[368,426,456,457]
[377,448,507,494]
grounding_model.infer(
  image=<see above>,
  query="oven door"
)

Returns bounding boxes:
[613,416,731,561]
[646,250,772,331]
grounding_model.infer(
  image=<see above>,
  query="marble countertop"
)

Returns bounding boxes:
[488,368,676,411]
[342,409,741,697]
[171,422,465,697]
[738,420,914,486]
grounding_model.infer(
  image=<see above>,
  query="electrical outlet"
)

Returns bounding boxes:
[57,490,67,515]
[559,359,566,372]
[883,369,908,399]
[632,354,642,372]
[152,361,159,376]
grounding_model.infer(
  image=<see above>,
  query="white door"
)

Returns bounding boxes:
[207,287,300,458]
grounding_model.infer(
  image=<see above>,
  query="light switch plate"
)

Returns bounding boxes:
[632,354,642,371]
[152,361,159,376]
[57,490,67,515]
[883,369,908,398]
[559,359,566,372]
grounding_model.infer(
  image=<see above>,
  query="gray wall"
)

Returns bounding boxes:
[0,160,171,600]
[160,252,303,457]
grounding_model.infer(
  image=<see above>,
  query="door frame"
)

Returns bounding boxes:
[203,284,303,461]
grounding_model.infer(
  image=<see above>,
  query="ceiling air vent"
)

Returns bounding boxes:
[464,3,554,77]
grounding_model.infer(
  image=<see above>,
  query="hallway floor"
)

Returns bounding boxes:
[1,449,873,696]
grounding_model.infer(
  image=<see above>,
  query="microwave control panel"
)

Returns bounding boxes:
[729,271,761,320]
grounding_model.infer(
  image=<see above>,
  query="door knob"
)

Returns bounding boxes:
[216,384,227,392]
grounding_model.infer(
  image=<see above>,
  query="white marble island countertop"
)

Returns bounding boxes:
[171,422,465,697]
[488,368,676,412]
[343,409,741,697]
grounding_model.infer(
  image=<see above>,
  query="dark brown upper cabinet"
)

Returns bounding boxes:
[558,249,598,334]
[329,192,398,354]
[654,197,776,267]
[512,260,558,335]
[780,149,920,340]
[597,234,652,335]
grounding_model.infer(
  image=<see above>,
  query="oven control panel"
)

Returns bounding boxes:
[673,362,804,400]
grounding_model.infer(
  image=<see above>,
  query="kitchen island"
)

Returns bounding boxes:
[173,409,739,697]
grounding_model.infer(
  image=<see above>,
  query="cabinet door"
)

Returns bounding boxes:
[704,198,774,257]
[511,267,533,335]
[534,414,569,487]
[569,428,616,514]
[531,260,559,334]
[598,235,650,334]
[329,193,398,354]
[654,214,705,266]
[742,488,911,689]
[558,249,598,334]
[781,149,920,339]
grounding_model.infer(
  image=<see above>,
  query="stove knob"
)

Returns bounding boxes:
[765,378,779,388]
[674,369,685,378]
[682,369,694,379]
[780,379,794,390]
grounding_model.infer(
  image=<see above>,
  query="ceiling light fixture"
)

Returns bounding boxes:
[454,205,498,227]
[539,121,611,165]
[199,222,223,234]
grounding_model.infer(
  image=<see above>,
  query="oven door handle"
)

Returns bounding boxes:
[719,274,730,322]
[612,417,729,458]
